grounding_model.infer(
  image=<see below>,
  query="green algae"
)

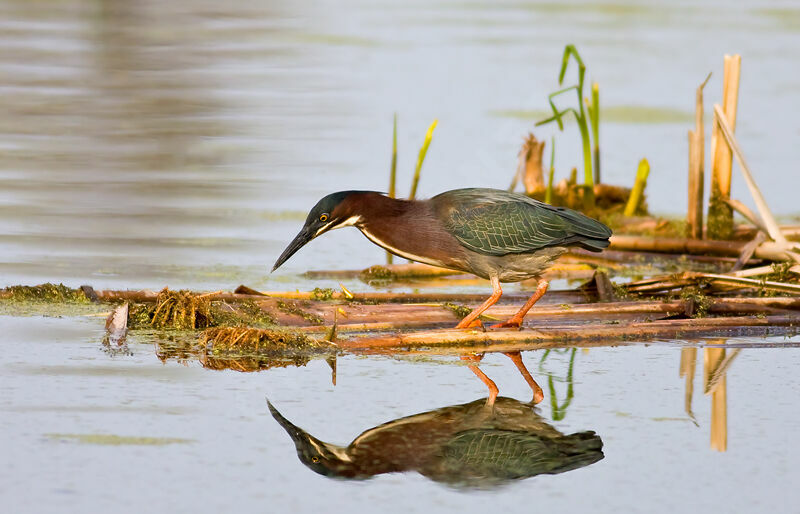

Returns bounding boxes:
[276,300,324,325]
[4,283,90,303]
[491,105,692,124]
[46,433,192,446]
[311,287,336,301]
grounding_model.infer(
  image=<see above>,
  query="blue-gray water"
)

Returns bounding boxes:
[2,316,800,512]
[2,1,800,512]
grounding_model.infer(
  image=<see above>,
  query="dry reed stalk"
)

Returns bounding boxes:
[707,55,741,240]
[730,231,767,272]
[338,314,800,351]
[714,104,800,264]
[722,198,768,234]
[609,234,792,261]
[688,73,712,239]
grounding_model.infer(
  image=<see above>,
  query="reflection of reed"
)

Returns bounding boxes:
[679,347,697,425]
[681,344,741,451]
[704,346,727,451]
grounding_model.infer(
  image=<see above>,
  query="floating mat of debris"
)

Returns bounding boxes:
[199,326,334,353]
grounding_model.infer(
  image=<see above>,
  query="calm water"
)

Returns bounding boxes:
[2,316,800,512]
[0,0,799,289]
[2,1,800,512]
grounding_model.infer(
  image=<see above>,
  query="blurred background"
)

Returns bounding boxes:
[1,0,798,290]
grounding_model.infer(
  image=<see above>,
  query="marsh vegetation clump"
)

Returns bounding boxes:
[128,288,214,330]
[4,283,90,303]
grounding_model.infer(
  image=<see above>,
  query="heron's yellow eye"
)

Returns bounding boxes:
[319,214,329,222]
[311,457,320,463]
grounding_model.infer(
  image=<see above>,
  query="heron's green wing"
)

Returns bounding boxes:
[437,189,611,256]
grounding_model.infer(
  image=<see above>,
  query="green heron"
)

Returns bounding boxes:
[273,188,610,402]
[273,188,611,329]
[268,397,603,488]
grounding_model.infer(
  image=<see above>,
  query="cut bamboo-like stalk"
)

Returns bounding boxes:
[707,55,741,240]
[408,119,438,200]
[623,159,649,216]
[609,234,791,261]
[688,73,711,239]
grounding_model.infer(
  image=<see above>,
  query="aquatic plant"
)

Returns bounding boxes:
[4,283,90,303]
[408,119,438,200]
[536,44,597,208]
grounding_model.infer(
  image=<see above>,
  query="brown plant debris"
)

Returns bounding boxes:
[135,288,214,330]
[199,326,334,353]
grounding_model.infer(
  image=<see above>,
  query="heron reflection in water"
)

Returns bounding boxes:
[269,397,603,488]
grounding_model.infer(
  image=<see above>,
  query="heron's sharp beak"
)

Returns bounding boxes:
[272,226,314,272]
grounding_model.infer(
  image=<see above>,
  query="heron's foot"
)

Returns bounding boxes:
[456,318,483,329]
[490,318,523,329]
[531,387,545,405]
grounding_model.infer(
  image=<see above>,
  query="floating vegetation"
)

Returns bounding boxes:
[46,433,192,446]
[212,300,277,328]
[443,302,474,319]
[3,283,90,303]
[311,287,335,301]
[491,106,693,124]
[360,264,397,284]
[276,300,324,325]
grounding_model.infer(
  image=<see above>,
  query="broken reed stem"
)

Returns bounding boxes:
[722,197,768,234]
[521,134,546,194]
[713,104,791,249]
[688,72,712,239]
[408,119,438,200]
[545,136,555,204]
[707,55,741,240]
[387,113,398,265]
[624,158,650,216]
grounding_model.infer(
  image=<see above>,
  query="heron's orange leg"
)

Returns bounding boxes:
[503,351,544,404]
[491,279,549,329]
[456,276,502,329]
[461,353,498,406]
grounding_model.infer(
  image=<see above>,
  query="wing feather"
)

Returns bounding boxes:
[435,188,612,256]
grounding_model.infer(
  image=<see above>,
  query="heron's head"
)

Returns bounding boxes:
[271,191,372,272]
